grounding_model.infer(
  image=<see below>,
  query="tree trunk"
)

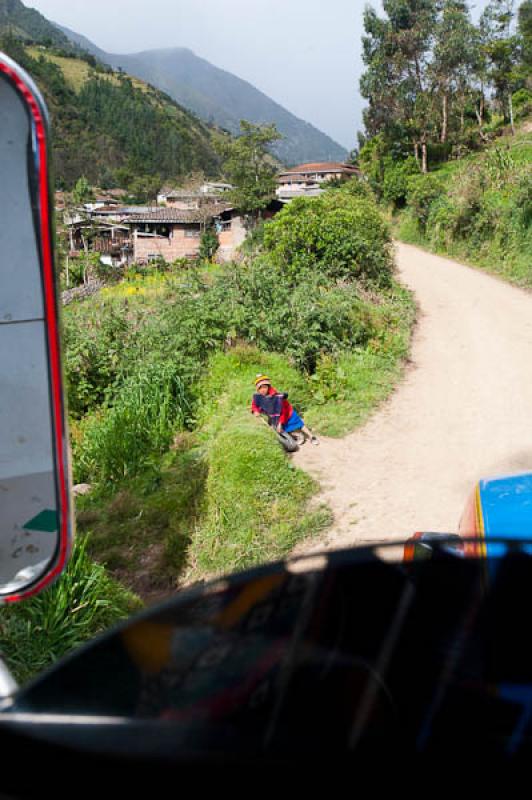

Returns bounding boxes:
[421,140,428,174]
[441,93,449,144]
[474,95,488,143]
[414,141,420,166]
[509,92,515,135]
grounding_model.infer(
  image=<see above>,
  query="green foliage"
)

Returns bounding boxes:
[0,536,141,684]
[73,361,190,485]
[513,88,532,119]
[382,157,420,208]
[261,193,394,288]
[215,261,376,372]
[199,226,220,262]
[0,39,221,189]
[76,442,207,596]
[330,176,375,201]
[398,130,532,285]
[358,134,390,197]
[406,173,446,231]
[63,302,130,418]
[219,120,281,220]
[72,175,94,205]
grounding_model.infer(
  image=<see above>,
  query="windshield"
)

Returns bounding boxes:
[0,0,531,694]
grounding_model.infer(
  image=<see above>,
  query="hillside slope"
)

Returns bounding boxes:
[0,37,223,190]
[58,25,347,167]
[395,122,532,286]
[0,0,70,47]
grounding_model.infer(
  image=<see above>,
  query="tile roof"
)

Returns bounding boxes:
[128,204,233,224]
[279,162,360,176]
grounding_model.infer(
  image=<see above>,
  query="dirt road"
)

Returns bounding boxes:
[294,242,532,552]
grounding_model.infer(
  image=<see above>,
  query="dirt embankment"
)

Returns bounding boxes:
[294,242,532,553]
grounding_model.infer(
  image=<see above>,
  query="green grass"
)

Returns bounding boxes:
[0,537,141,685]
[27,47,153,95]
[394,121,532,288]
[190,407,331,580]
[305,283,415,436]
[75,438,206,599]
[305,349,407,436]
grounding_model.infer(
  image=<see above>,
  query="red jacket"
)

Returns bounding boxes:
[251,386,293,427]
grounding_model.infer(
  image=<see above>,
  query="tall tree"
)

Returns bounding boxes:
[481,0,520,132]
[360,0,439,172]
[219,121,281,224]
[517,0,532,77]
[431,1,478,143]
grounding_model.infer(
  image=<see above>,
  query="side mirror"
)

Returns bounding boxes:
[0,53,72,602]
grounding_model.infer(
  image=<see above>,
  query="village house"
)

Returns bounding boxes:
[276,162,360,200]
[129,198,283,264]
[63,180,282,267]
[66,216,132,266]
[128,204,247,263]
[157,182,233,207]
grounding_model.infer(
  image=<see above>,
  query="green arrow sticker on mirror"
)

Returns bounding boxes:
[23,510,58,533]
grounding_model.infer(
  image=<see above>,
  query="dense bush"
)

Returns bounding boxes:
[215,260,377,372]
[406,174,446,232]
[262,193,394,287]
[73,361,190,485]
[382,157,419,208]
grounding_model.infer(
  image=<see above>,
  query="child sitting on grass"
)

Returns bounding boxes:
[251,374,318,445]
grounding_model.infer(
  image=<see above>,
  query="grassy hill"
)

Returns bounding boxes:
[393,120,532,286]
[1,36,224,190]
[0,0,71,47]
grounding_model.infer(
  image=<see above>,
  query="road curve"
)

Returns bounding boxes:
[293,241,532,551]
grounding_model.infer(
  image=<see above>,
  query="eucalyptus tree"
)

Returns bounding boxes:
[517,0,532,76]
[360,0,438,172]
[431,0,478,143]
[481,0,520,132]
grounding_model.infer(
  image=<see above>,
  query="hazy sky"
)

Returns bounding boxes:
[25,1,489,151]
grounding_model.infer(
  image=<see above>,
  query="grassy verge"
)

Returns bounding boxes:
[75,436,206,602]
[395,213,532,289]
[305,283,415,436]
[393,125,532,288]
[0,537,141,684]
[186,347,332,581]
[74,278,415,588]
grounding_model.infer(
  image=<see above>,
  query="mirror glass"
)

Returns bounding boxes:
[0,54,72,601]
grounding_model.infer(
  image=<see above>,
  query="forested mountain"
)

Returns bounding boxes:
[0,0,70,47]
[58,26,347,166]
[0,35,223,191]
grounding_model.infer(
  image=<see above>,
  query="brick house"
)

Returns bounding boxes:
[129,204,247,263]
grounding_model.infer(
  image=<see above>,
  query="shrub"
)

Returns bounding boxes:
[382,157,419,208]
[63,302,131,418]
[406,174,446,232]
[262,193,394,288]
[199,226,220,262]
[215,259,377,372]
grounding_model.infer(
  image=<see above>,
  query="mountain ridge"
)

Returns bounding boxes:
[56,24,348,166]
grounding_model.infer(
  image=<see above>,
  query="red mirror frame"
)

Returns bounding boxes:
[0,53,73,603]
